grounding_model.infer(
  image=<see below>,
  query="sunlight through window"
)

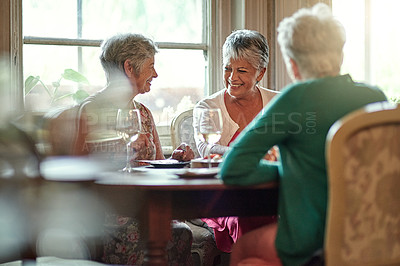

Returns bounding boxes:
[22,0,207,125]
[333,0,400,102]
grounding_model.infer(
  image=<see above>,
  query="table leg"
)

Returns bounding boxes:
[143,191,172,266]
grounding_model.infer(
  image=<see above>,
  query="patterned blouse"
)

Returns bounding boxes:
[130,100,164,161]
[79,93,164,163]
[79,94,192,265]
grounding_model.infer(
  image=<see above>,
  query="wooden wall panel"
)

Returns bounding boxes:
[244,0,275,90]
[0,0,11,59]
[0,0,23,112]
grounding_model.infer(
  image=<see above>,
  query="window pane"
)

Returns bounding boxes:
[332,0,400,101]
[332,0,365,80]
[23,0,204,43]
[23,0,207,127]
[82,0,204,43]
[23,0,78,38]
[23,45,103,111]
[23,46,206,126]
[136,49,206,125]
[370,0,400,100]
[24,45,206,128]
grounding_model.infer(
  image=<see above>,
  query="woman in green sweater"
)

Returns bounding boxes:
[220,3,387,266]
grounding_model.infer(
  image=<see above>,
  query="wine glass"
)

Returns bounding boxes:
[195,108,223,168]
[116,109,141,173]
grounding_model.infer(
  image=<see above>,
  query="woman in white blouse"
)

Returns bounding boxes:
[193,29,279,254]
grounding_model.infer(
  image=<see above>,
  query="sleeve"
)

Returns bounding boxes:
[220,93,293,186]
[193,101,210,157]
[142,105,165,160]
[193,93,233,157]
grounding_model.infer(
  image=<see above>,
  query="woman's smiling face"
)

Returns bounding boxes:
[134,56,158,94]
[224,58,264,98]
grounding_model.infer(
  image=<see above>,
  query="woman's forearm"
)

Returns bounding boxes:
[210,144,230,156]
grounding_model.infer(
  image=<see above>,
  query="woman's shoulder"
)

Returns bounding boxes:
[81,86,120,109]
[259,86,280,106]
[134,101,155,120]
[134,100,149,111]
[133,101,156,134]
[259,86,280,96]
[195,89,225,109]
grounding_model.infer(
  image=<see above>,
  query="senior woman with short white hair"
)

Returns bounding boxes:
[74,33,194,265]
[219,3,387,266]
[193,29,279,254]
[193,29,278,158]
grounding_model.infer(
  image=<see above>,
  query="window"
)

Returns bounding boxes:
[2,0,277,124]
[22,0,208,126]
[1,0,277,154]
[332,0,400,102]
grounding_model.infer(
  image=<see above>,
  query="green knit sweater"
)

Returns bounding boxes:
[220,74,387,266]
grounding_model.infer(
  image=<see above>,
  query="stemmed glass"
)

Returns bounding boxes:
[195,108,223,168]
[116,109,141,173]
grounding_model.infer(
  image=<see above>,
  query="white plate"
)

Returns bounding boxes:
[175,168,219,179]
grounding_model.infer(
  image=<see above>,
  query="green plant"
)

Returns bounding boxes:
[389,96,400,104]
[25,69,90,104]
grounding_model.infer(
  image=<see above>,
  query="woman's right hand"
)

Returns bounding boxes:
[171,143,195,162]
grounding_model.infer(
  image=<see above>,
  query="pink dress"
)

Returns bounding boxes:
[201,131,277,253]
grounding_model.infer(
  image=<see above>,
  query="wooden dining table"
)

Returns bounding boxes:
[94,167,279,266]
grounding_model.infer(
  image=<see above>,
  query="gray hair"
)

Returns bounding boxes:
[100,33,158,82]
[277,3,346,79]
[223,29,269,70]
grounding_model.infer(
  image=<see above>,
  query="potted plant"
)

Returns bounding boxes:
[25,69,90,105]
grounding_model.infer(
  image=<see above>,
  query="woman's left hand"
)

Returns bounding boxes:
[171,143,195,162]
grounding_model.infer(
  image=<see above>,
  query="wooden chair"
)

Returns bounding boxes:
[325,101,400,266]
[170,108,200,158]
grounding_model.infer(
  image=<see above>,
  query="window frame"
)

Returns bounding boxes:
[22,0,211,106]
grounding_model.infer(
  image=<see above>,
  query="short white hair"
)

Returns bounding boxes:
[100,33,158,82]
[223,29,269,70]
[277,3,346,79]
